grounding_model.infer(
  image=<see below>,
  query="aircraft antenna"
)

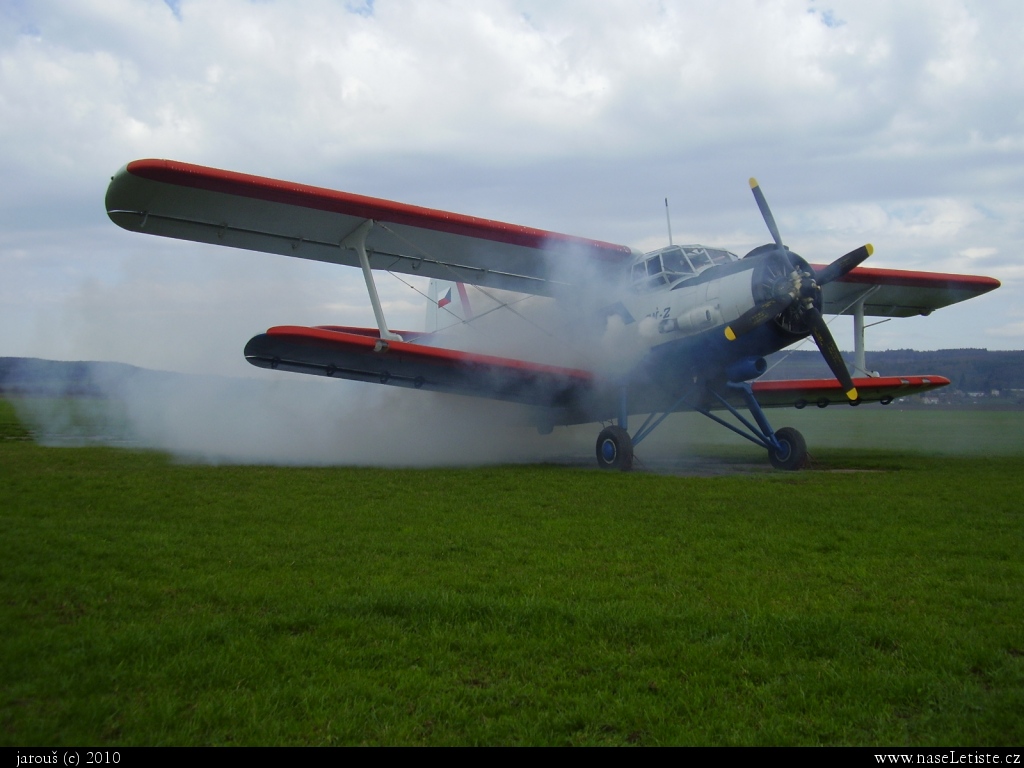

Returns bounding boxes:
[664,198,673,245]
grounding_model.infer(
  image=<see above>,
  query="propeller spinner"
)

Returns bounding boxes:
[725,178,874,402]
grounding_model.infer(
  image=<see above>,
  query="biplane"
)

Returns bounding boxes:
[105,160,999,469]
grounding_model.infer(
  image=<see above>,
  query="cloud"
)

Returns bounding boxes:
[6,0,1021,173]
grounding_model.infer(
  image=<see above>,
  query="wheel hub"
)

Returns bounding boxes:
[601,440,616,462]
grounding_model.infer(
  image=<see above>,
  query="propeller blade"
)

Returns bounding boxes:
[804,307,858,401]
[725,296,793,341]
[749,178,785,250]
[815,243,874,286]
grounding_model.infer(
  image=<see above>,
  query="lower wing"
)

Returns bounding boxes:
[750,375,949,407]
[244,325,948,421]
[244,325,596,413]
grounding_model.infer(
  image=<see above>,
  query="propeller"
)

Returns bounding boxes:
[724,178,874,402]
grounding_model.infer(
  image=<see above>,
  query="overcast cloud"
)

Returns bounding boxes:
[2,0,1022,378]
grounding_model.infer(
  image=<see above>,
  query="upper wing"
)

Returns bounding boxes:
[106,159,636,296]
[819,264,999,318]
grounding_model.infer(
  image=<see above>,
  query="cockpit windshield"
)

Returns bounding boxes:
[631,245,738,292]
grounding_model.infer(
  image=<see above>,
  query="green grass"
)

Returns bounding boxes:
[1,398,1023,745]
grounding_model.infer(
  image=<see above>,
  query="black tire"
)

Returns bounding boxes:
[769,426,807,471]
[596,426,633,471]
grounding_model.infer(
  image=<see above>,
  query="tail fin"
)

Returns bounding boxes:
[425,279,474,332]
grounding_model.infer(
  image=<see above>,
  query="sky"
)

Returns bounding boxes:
[2,0,1023,379]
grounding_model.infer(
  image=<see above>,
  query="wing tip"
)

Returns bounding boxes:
[748,177,758,189]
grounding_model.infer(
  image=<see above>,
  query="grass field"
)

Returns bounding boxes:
[2,398,1023,745]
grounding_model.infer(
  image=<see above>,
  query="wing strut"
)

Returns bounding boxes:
[850,286,880,376]
[342,219,403,343]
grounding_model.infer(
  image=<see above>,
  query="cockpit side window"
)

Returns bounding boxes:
[661,247,694,277]
[632,255,669,291]
[684,247,714,270]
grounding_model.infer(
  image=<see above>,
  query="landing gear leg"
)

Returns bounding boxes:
[698,382,810,471]
[596,426,633,471]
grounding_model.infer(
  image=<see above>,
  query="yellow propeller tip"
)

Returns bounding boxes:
[846,387,859,401]
[865,243,874,256]
[724,327,737,341]
[748,178,758,189]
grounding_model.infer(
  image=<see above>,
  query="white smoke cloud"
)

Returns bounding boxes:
[13,364,595,466]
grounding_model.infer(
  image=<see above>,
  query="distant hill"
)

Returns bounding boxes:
[4,350,1023,407]
[0,357,189,397]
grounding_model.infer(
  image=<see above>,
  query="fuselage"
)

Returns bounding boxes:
[565,243,812,418]
[606,244,804,356]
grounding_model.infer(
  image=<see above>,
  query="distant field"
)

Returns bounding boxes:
[2,398,1023,745]
[8,394,1024,464]
[644,406,1024,458]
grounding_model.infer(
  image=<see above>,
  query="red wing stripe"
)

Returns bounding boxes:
[125,159,632,262]
[265,325,595,381]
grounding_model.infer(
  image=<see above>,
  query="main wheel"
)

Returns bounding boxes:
[768,426,807,470]
[596,426,633,471]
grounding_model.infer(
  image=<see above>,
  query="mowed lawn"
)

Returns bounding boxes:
[1,399,1022,745]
